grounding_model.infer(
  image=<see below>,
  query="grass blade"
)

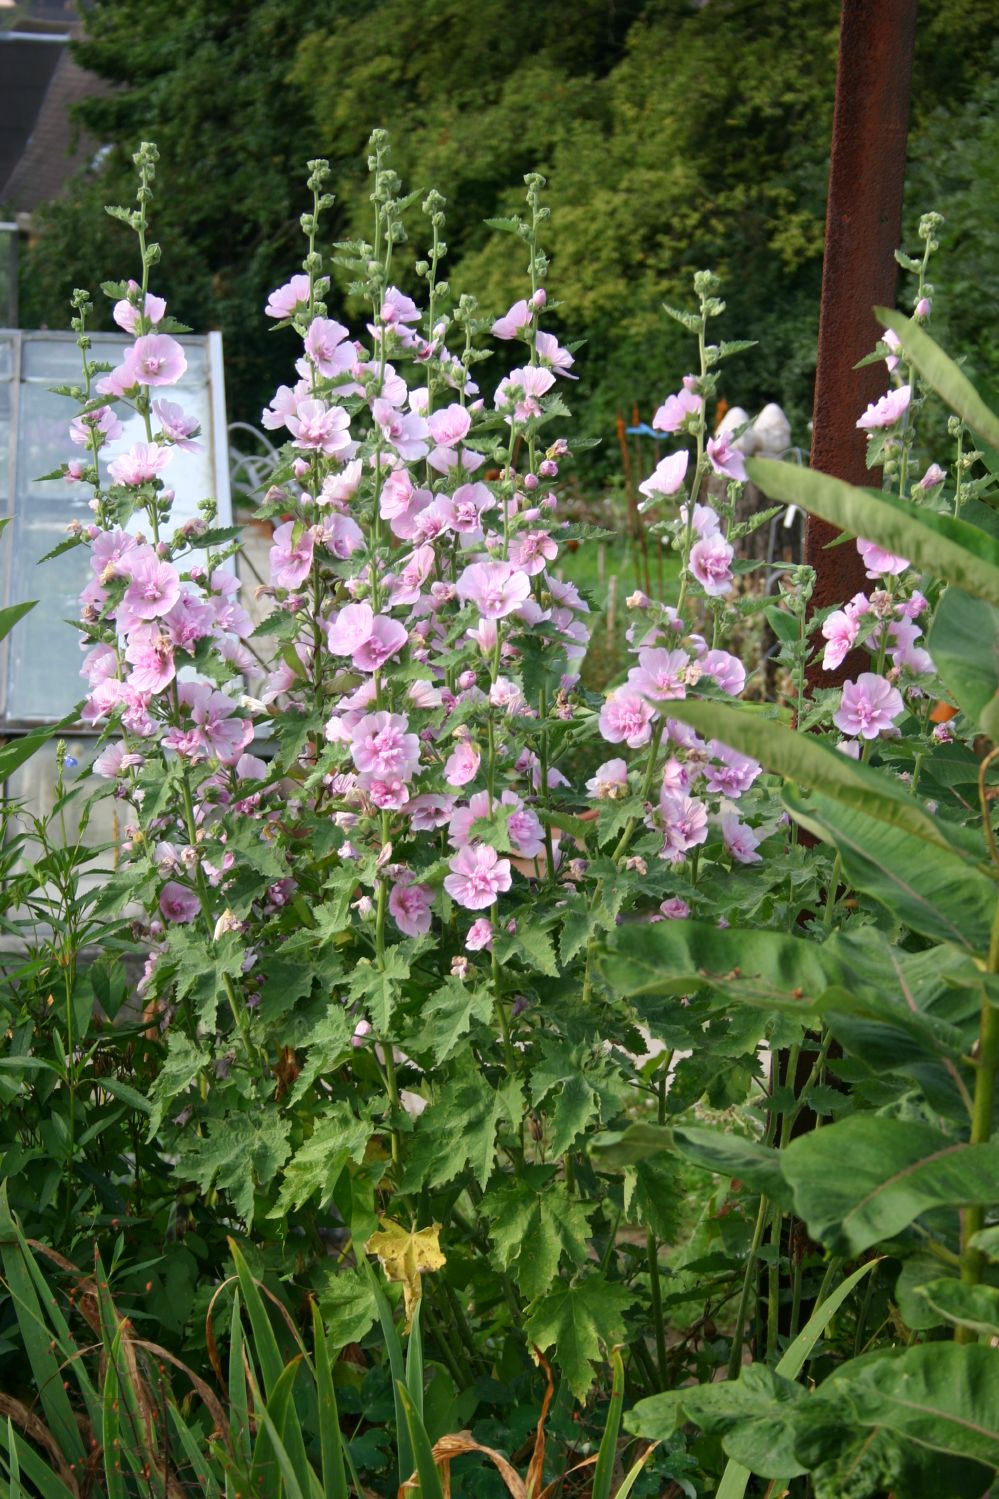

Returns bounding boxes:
[311,1301,348,1499]
[398,1383,445,1499]
[591,1347,625,1499]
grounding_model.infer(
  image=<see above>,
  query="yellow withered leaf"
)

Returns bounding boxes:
[365,1218,446,1330]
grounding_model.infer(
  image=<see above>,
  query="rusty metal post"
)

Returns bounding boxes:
[806,0,918,688]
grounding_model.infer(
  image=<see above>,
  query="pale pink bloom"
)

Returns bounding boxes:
[96,362,139,398]
[270,520,315,589]
[408,678,443,710]
[445,740,481,788]
[509,530,558,575]
[93,742,128,779]
[122,547,181,620]
[321,459,362,504]
[352,1019,372,1048]
[837,739,862,759]
[535,329,576,378]
[357,774,411,812]
[350,712,420,780]
[918,463,946,491]
[889,619,934,674]
[184,683,253,764]
[689,534,735,596]
[916,297,931,319]
[659,897,690,920]
[638,451,688,502]
[81,643,118,686]
[388,546,435,607]
[856,384,911,430]
[467,617,498,654]
[821,608,860,671]
[353,615,407,672]
[160,881,200,924]
[70,405,123,447]
[372,398,430,461]
[237,753,267,780]
[305,317,354,378]
[427,404,472,447]
[679,501,720,538]
[408,794,455,830]
[882,327,901,372]
[698,648,746,696]
[704,741,761,797]
[265,274,313,318]
[628,647,689,702]
[125,626,175,693]
[108,442,172,487]
[124,334,187,387]
[899,591,928,619]
[153,399,203,452]
[113,287,166,334]
[379,467,418,520]
[491,299,532,340]
[444,844,513,910]
[164,591,214,650]
[833,673,905,738]
[447,482,495,534]
[389,880,434,938]
[660,758,691,796]
[599,688,655,748]
[66,460,86,482]
[489,677,527,714]
[856,537,909,579]
[379,286,421,329]
[321,512,365,559]
[495,366,556,422]
[721,814,762,864]
[659,794,709,863]
[456,560,531,619]
[653,377,702,433]
[262,382,307,432]
[287,398,352,456]
[466,917,493,951]
[706,432,748,483]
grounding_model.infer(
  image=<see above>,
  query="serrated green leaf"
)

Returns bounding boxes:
[147,1032,210,1134]
[482,1170,592,1300]
[348,948,410,1033]
[549,1072,598,1155]
[177,1112,292,1221]
[413,977,492,1063]
[524,1277,635,1401]
[316,1265,379,1349]
[269,1107,369,1217]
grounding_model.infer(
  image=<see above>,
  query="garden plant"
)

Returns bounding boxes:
[3,133,999,1498]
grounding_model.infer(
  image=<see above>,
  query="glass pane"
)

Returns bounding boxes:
[6,333,227,724]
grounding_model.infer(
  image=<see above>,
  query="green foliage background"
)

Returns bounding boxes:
[15,0,999,469]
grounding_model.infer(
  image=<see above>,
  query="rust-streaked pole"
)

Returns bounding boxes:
[806,0,918,687]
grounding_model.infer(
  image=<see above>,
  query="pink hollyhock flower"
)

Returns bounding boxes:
[125,626,175,693]
[112,286,166,334]
[70,405,123,447]
[652,377,703,433]
[856,384,911,430]
[122,547,181,620]
[837,739,862,759]
[321,459,363,504]
[262,382,307,432]
[408,794,455,830]
[372,399,430,461]
[305,317,354,378]
[427,404,472,447]
[638,451,688,503]
[328,601,374,656]
[882,327,901,372]
[821,608,860,671]
[918,463,946,491]
[153,399,203,452]
[265,274,315,318]
[495,366,556,421]
[659,897,690,920]
[456,560,531,619]
[96,361,139,398]
[124,334,187,387]
[444,843,513,910]
[185,683,253,764]
[358,775,411,810]
[698,648,746,696]
[599,688,655,747]
[81,643,118,686]
[689,534,735,596]
[379,286,421,331]
[721,813,762,864]
[679,501,720,538]
[237,753,267,780]
[491,299,532,340]
[535,330,576,379]
[706,431,748,483]
[509,530,558,575]
[445,740,481,788]
[899,591,928,619]
[388,545,435,607]
[628,647,689,701]
[270,521,315,589]
[351,711,420,780]
[160,881,200,924]
[833,673,905,738]
[447,482,495,534]
[287,398,352,456]
[466,917,493,951]
[321,512,365,559]
[389,880,434,938]
[352,615,408,672]
[856,537,909,579]
[660,757,691,797]
[889,619,934,674]
[93,742,127,778]
[659,794,709,863]
[108,442,172,486]
[704,741,762,798]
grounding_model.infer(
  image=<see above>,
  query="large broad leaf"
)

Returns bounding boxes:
[877,308,999,453]
[785,788,995,951]
[590,1120,793,1210]
[780,1115,999,1256]
[916,1278,999,1338]
[661,698,986,869]
[928,585,999,739]
[747,457,999,607]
